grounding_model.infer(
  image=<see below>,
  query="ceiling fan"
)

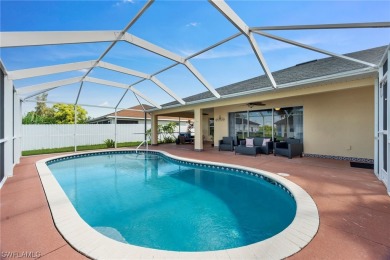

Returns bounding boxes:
[247,102,266,108]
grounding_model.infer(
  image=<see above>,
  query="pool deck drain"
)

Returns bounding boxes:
[36,150,318,259]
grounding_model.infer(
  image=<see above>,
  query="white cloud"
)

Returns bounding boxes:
[114,0,135,7]
[78,68,89,73]
[186,22,200,27]
[99,101,110,106]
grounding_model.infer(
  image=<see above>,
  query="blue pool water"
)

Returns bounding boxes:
[47,152,296,252]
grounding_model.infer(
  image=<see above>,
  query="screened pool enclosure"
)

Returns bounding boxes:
[0,0,389,193]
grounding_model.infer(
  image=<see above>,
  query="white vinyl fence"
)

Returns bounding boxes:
[22,124,150,151]
[22,124,188,151]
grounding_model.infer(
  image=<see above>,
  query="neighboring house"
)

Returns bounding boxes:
[234,117,260,138]
[88,104,192,128]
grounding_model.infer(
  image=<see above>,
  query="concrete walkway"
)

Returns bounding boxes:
[1,144,389,259]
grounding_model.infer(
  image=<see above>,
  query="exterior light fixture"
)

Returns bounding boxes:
[215,115,225,122]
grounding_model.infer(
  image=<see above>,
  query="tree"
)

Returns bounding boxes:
[22,93,89,124]
[22,93,55,124]
[35,93,52,117]
[22,111,55,124]
[52,104,88,124]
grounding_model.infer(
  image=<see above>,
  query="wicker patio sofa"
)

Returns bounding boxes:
[274,138,303,159]
[235,137,273,156]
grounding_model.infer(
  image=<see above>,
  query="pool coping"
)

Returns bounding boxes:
[36,149,319,259]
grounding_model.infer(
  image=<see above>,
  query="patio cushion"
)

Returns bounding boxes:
[222,137,231,144]
[246,138,254,147]
[262,138,271,146]
[253,138,263,146]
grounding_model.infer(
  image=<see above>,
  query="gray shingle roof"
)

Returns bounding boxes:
[162,45,387,107]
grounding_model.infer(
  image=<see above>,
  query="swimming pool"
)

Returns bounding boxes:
[47,151,296,251]
[37,150,319,259]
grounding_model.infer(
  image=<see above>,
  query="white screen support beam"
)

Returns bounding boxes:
[16,76,83,95]
[251,22,390,31]
[8,60,96,80]
[129,86,162,109]
[209,1,249,34]
[98,61,150,79]
[186,32,242,60]
[122,33,184,64]
[253,30,378,68]
[247,32,277,88]
[150,76,185,105]
[184,61,220,98]
[74,1,154,107]
[84,77,129,89]
[84,76,179,106]
[209,0,277,88]
[8,59,153,81]
[84,77,161,108]
[0,31,119,47]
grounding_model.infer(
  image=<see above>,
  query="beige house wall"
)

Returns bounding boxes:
[304,86,374,159]
[153,77,375,159]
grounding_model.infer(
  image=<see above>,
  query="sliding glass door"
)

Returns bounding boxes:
[248,110,272,138]
[229,106,303,143]
[273,107,303,141]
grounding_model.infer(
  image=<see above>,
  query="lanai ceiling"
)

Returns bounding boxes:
[0,0,389,116]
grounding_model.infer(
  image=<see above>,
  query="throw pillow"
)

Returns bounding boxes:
[262,138,271,146]
[246,138,254,147]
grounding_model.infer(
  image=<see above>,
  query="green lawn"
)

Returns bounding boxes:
[22,141,149,156]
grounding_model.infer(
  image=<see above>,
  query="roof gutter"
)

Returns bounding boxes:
[147,66,379,112]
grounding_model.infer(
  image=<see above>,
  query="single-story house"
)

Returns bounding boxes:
[148,45,389,193]
[88,104,192,129]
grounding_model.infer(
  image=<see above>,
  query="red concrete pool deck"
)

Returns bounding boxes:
[1,144,390,259]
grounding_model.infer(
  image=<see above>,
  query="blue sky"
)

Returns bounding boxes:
[1,0,389,118]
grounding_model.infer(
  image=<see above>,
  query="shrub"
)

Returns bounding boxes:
[163,136,175,143]
[104,139,115,148]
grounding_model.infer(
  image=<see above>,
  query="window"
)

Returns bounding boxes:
[234,112,249,139]
[209,118,214,138]
[117,120,138,124]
